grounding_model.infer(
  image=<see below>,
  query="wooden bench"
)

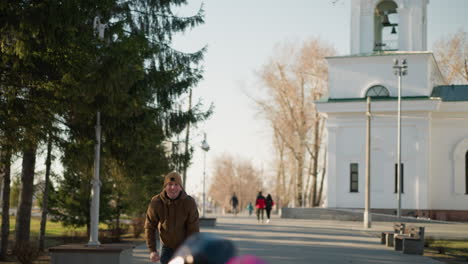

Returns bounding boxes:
[381,222,405,247]
[394,226,425,254]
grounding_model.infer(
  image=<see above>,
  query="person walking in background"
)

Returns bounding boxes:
[246,202,254,216]
[265,194,274,223]
[255,191,266,223]
[230,192,239,215]
[145,171,199,263]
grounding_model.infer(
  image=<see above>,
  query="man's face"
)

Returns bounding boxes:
[165,182,182,199]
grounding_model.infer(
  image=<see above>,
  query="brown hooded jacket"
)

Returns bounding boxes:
[144,189,199,252]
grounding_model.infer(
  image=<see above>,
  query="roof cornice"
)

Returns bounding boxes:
[316,98,441,113]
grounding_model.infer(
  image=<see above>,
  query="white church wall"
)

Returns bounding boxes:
[335,123,365,208]
[350,0,361,55]
[398,1,428,52]
[370,122,420,209]
[327,53,433,99]
[328,112,427,210]
[357,0,374,54]
[430,111,468,210]
[324,124,338,207]
[412,117,431,210]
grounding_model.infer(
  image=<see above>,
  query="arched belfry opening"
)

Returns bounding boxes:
[374,0,399,51]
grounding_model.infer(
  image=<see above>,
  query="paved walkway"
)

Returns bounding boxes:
[133,214,468,264]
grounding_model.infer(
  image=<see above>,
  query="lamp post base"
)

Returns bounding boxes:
[199,217,217,227]
[50,243,133,264]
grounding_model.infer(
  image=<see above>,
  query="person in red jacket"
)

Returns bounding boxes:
[255,191,266,223]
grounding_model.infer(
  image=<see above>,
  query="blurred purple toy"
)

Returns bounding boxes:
[227,254,268,264]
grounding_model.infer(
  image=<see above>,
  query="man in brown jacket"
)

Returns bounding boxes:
[145,171,200,263]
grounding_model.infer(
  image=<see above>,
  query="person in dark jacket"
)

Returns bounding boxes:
[255,191,266,223]
[265,194,275,223]
[145,171,200,264]
[230,193,239,215]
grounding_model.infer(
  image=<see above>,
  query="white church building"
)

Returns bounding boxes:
[316,0,468,221]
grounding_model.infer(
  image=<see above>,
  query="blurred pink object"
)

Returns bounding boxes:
[227,255,268,264]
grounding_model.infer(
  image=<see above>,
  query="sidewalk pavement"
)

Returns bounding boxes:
[133,214,468,264]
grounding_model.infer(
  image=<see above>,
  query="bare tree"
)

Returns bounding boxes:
[316,146,327,206]
[254,38,335,207]
[433,29,468,84]
[208,154,263,212]
[273,128,288,207]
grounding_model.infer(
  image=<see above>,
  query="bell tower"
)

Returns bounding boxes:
[350,0,428,54]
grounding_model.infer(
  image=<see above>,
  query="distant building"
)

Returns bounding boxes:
[317,0,468,221]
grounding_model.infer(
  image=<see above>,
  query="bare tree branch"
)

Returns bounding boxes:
[434,29,468,84]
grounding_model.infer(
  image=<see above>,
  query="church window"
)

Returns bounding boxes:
[350,163,359,192]
[365,85,390,97]
[465,151,468,194]
[394,163,404,193]
[374,1,399,51]
[452,138,468,194]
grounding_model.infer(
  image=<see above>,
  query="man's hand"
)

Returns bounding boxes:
[150,251,160,262]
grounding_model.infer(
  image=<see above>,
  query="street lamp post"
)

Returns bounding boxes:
[201,133,210,218]
[88,16,106,247]
[393,58,407,219]
[89,111,101,247]
[364,96,372,228]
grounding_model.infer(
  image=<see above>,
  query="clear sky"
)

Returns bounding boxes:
[171,0,468,197]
